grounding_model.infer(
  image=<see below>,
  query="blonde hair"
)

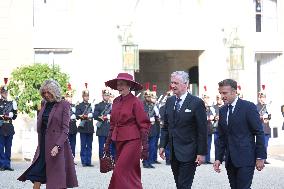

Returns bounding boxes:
[39,79,62,102]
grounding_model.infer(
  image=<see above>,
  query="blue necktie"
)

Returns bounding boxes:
[228,104,233,125]
[175,97,182,112]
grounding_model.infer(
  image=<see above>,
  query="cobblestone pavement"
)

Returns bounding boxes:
[1,158,284,189]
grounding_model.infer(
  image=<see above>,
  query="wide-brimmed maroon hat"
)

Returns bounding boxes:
[105,73,143,91]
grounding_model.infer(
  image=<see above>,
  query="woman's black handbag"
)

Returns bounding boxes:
[100,152,115,173]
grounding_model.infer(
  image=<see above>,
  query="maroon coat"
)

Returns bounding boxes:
[110,93,150,142]
[18,100,78,189]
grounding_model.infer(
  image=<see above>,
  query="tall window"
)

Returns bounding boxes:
[255,0,278,33]
[256,0,262,32]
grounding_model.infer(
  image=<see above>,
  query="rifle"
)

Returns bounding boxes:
[259,101,272,121]
[79,99,95,127]
[0,100,13,127]
[146,103,159,125]
[156,95,164,107]
[96,103,112,128]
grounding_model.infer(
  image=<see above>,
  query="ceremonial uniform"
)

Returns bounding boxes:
[0,84,17,171]
[256,86,271,164]
[143,101,159,168]
[202,89,215,164]
[69,104,77,157]
[65,83,77,158]
[159,104,170,165]
[75,101,94,166]
[256,103,271,136]
[93,100,115,158]
[205,105,215,163]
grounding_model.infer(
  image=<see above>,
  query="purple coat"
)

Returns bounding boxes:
[18,100,78,189]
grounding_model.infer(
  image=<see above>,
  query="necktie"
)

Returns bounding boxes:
[228,104,233,125]
[175,97,182,112]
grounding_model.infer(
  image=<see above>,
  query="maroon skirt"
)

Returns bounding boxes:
[108,138,142,189]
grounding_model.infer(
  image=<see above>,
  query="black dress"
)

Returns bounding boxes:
[26,102,55,183]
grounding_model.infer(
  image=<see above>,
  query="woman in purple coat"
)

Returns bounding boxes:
[18,80,78,189]
[104,73,150,189]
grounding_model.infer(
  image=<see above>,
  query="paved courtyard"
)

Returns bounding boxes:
[1,157,284,189]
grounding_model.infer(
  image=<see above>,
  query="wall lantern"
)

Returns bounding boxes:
[122,43,139,72]
[229,37,244,70]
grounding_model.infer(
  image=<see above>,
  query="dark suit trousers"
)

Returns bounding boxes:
[171,147,197,189]
[226,157,254,189]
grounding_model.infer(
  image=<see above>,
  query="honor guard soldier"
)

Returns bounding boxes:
[75,83,94,167]
[142,88,159,168]
[0,78,17,171]
[159,89,172,165]
[212,94,224,157]
[65,83,77,158]
[256,85,271,164]
[202,86,216,164]
[93,88,115,159]
[150,85,161,164]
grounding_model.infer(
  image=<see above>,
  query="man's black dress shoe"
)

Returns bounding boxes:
[4,167,14,171]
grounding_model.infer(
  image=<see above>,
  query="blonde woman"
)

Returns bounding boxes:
[18,79,78,189]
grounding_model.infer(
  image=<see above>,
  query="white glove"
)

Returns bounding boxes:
[88,113,93,118]
[150,117,155,122]
[71,114,76,120]
[263,113,268,119]
[154,106,160,116]
[71,107,76,113]
[8,112,14,118]
[106,114,111,120]
[13,101,18,110]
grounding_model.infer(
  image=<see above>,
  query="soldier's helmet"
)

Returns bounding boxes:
[65,83,73,97]
[82,83,89,96]
[151,91,158,99]
[143,82,151,98]
[201,85,209,99]
[258,84,266,98]
[151,84,158,99]
[0,78,8,93]
[102,88,112,96]
[143,89,152,98]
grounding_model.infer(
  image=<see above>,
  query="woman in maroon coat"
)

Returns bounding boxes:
[104,73,151,189]
[18,80,78,189]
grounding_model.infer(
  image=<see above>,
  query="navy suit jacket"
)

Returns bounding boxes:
[215,98,267,167]
[160,93,207,162]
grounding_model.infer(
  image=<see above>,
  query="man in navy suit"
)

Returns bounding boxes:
[213,79,266,189]
[159,71,207,189]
